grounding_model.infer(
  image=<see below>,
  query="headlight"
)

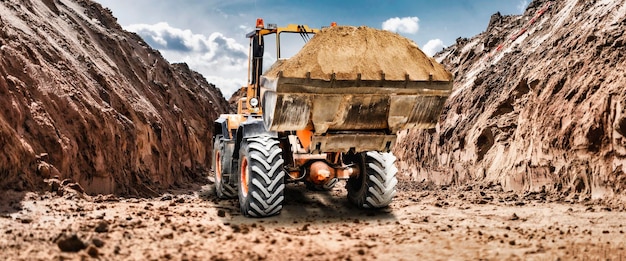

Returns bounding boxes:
[249,98,259,108]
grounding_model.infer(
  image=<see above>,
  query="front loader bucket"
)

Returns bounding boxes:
[257,26,454,153]
[260,74,452,152]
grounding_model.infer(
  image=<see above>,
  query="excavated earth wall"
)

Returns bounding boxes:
[0,0,229,195]
[395,0,626,200]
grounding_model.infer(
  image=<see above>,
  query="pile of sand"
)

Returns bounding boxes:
[264,26,452,82]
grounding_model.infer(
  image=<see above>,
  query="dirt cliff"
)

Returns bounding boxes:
[395,0,626,200]
[0,0,229,195]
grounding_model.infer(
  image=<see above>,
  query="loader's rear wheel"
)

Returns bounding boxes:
[238,136,285,217]
[213,135,236,199]
[346,151,398,208]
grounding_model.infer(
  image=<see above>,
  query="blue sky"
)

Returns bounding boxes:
[95,0,529,97]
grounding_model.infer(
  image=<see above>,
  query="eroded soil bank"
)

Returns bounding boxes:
[395,0,626,200]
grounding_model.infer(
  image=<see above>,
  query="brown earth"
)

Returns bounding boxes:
[3,0,626,260]
[395,0,626,201]
[0,0,229,195]
[264,26,452,82]
[227,87,246,113]
[1,177,624,260]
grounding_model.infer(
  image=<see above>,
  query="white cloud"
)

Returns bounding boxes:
[517,0,529,13]
[382,17,419,34]
[238,25,252,33]
[125,22,248,97]
[422,39,446,57]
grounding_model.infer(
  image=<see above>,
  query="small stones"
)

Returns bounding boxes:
[49,179,61,192]
[92,237,105,248]
[87,245,99,257]
[301,224,310,231]
[161,229,174,239]
[56,234,86,252]
[20,216,34,224]
[95,221,109,233]
[476,199,489,204]
[230,224,241,233]
[230,224,250,234]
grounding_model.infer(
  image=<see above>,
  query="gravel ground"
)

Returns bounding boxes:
[1,177,625,260]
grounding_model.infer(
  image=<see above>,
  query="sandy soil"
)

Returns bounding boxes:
[264,26,452,82]
[1,177,625,261]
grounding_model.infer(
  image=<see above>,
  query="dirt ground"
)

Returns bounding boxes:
[1,176,625,261]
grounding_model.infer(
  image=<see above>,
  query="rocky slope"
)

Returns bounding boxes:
[395,0,626,200]
[0,0,229,195]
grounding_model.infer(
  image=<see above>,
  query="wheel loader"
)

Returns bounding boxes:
[212,19,453,217]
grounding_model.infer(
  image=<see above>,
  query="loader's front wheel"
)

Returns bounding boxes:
[213,135,236,199]
[238,136,285,217]
[346,151,398,208]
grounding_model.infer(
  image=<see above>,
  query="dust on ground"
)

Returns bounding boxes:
[1,176,624,260]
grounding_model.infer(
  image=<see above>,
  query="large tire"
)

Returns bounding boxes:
[238,136,285,217]
[346,151,398,208]
[213,135,236,199]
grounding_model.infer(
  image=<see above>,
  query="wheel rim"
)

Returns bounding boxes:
[240,157,249,197]
[215,150,222,183]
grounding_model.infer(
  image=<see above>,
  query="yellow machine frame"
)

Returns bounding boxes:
[237,20,320,117]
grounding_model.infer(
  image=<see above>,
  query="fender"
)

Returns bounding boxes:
[233,118,277,159]
[213,117,229,139]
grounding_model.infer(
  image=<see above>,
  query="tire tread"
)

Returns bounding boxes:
[239,136,285,217]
